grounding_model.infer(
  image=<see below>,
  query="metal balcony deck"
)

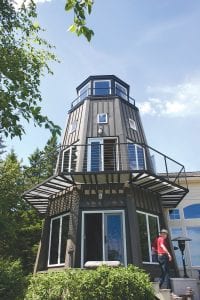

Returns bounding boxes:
[23,169,188,214]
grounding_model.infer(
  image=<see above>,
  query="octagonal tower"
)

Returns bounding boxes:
[23,75,188,278]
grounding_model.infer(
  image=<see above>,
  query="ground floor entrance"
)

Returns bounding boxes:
[81,210,127,267]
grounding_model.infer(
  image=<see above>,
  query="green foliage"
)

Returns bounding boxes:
[0,135,59,273]
[0,150,42,273]
[66,0,94,41]
[0,0,61,139]
[0,258,27,300]
[25,265,154,300]
[24,134,59,185]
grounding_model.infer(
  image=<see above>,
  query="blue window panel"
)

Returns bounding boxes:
[128,143,145,170]
[169,209,180,220]
[94,81,110,95]
[79,84,90,101]
[137,146,145,170]
[184,204,200,219]
[128,144,137,170]
[91,142,101,171]
[186,227,200,266]
[98,113,107,123]
[115,83,127,100]
[106,214,123,262]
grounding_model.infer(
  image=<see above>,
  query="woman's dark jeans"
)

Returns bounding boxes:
[158,254,171,289]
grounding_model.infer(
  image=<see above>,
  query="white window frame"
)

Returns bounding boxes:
[69,120,77,134]
[48,213,69,267]
[97,113,108,124]
[87,137,119,171]
[81,210,127,268]
[168,208,180,220]
[62,144,77,172]
[137,210,160,264]
[115,82,128,100]
[129,118,137,131]
[78,82,91,100]
[127,140,146,170]
[93,80,111,95]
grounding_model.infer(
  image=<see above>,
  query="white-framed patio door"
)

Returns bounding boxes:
[81,210,127,267]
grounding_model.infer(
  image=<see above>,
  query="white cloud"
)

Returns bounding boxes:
[139,78,200,117]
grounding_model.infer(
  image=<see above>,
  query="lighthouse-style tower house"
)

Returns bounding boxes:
[24,75,188,277]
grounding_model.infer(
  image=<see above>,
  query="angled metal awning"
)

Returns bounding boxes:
[131,171,188,207]
[23,174,75,214]
[23,170,188,215]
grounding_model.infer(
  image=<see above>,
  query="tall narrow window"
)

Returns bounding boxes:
[69,121,77,134]
[48,214,69,266]
[62,145,77,172]
[186,227,200,266]
[128,142,145,170]
[137,211,160,263]
[87,138,118,171]
[94,80,111,95]
[115,82,127,100]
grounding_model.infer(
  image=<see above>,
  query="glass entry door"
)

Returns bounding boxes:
[82,211,126,267]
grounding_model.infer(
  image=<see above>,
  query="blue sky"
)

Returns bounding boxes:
[8,0,200,171]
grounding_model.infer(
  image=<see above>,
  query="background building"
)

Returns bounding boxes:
[167,172,200,279]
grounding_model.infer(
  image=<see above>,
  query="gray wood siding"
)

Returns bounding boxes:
[62,102,86,146]
[119,101,147,144]
[85,98,124,139]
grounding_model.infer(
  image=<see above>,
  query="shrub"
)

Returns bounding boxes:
[25,265,154,300]
[0,258,27,300]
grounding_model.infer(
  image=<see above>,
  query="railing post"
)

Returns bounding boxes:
[164,156,169,180]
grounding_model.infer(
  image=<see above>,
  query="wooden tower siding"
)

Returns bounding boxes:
[23,75,188,278]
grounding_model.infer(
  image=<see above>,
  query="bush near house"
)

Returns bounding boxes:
[25,265,154,300]
[0,259,27,300]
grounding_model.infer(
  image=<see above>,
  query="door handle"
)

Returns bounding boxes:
[104,235,107,244]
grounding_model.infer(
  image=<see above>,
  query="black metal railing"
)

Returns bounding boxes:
[57,142,188,188]
[22,142,188,189]
[71,87,135,108]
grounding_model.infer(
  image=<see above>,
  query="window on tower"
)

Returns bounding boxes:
[69,121,77,134]
[127,141,146,170]
[115,82,127,100]
[97,113,108,124]
[93,80,111,95]
[62,145,78,172]
[48,213,69,266]
[129,118,137,131]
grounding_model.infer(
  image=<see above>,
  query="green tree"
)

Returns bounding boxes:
[0,150,42,273]
[0,0,61,139]
[42,134,59,177]
[66,0,94,41]
[23,134,59,185]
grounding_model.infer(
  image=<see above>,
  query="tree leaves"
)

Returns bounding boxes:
[0,135,59,273]
[0,0,61,139]
[65,0,94,41]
